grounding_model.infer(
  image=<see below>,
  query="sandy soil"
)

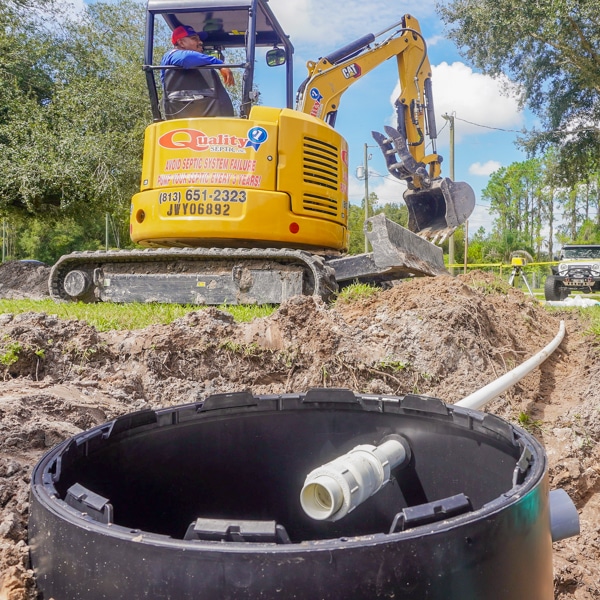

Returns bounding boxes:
[0,261,599,598]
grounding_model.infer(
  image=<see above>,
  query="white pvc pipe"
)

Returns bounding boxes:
[300,438,408,522]
[454,320,565,411]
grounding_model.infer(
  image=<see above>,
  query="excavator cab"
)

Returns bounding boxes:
[144,0,295,120]
[140,4,473,250]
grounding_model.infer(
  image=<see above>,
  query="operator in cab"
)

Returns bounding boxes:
[161,25,235,119]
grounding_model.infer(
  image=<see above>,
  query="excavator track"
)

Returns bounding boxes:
[49,247,338,305]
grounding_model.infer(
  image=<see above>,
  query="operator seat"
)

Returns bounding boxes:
[162,67,234,119]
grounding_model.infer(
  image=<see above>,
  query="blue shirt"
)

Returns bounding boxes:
[160,49,224,87]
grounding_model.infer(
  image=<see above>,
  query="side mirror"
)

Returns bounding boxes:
[266,47,286,67]
[204,48,225,61]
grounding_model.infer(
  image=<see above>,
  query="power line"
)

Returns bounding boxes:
[454,116,524,133]
[454,115,600,136]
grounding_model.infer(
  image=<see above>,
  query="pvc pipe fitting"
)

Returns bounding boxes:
[549,488,580,542]
[300,437,409,521]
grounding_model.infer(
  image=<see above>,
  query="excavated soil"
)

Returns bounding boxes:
[0,260,599,599]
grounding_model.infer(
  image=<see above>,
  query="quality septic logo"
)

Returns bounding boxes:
[309,87,323,117]
[158,127,268,153]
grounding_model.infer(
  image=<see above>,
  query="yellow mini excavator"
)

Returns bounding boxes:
[49,0,475,304]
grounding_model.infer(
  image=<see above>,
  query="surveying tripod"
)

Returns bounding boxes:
[508,257,534,297]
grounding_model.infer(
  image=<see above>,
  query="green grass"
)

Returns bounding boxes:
[0,299,276,331]
[0,338,22,366]
[582,306,600,340]
[517,411,543,433]
[542,301,600,341]
[335,282,380,303]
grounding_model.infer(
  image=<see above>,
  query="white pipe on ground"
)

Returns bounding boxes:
[455,320,566,411]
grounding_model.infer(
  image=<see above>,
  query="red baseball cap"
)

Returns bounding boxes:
[171,25,208,45]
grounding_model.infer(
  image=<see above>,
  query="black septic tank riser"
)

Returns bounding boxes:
[30,389,557,599]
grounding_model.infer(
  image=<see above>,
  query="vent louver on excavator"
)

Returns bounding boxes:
[301,136,340,217]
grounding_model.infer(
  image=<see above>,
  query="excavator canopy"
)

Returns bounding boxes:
[144,0,295,119]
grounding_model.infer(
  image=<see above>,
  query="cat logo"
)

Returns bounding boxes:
[341,63,361,79]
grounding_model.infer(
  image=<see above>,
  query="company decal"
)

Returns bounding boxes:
[245,127,268,150]
[341,63,361,79]
[158,188,246,218]
[158,127,268,154]
[157,172,262,187]
[309,88,323,117]
[156,156,262,187]
[340,149,348,194]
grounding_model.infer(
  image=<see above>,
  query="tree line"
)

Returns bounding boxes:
[439,0,600,261]
[480,153,600,263]
[1,0,599,265]
[1,0,152,262]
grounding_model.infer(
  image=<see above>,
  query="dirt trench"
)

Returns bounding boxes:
[0,262,599,598]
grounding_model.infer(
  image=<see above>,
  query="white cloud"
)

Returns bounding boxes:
[268,0,438,47]
[467,204,493,232]
[469,160,502,176]
[388,61,524,142]
[431,62,524,140]
[426,34,446,48]
[368,175,407,206]
[36,0,86,28]
[70,0,86,12]
[349,171,407,207]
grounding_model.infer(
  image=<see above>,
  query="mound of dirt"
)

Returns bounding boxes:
[1,272,599,599]
[0,261,50,300]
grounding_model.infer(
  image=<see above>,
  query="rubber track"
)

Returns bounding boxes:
[49,247,338,303]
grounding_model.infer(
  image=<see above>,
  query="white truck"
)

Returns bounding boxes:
[544,244,600,301]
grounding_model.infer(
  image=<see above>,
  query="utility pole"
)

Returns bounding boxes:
[464,220,469,274]
[363,143,370,253]
[442,113,455,274]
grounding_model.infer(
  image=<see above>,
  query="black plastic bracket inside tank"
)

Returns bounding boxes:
[184,518,292,544]
[301,388,361,405]
[389,493,473,533]
[513,446,534,486]
[65,483,114,525]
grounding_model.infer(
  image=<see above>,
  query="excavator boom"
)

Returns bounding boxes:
[295,14,475,242]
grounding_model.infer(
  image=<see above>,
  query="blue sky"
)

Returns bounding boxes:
[77,0,535,234]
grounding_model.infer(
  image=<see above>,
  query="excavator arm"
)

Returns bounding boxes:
[295,14,475,243]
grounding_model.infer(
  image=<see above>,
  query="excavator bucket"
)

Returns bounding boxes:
[328,213,448,284]
[404,177,476,244]
[372,126,476,245]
